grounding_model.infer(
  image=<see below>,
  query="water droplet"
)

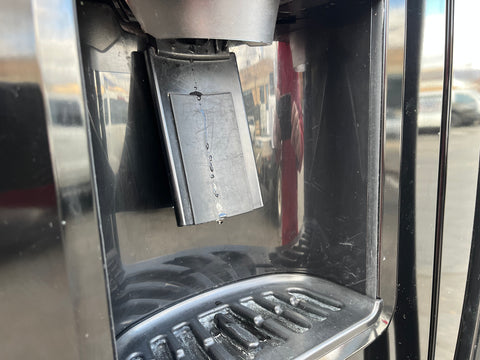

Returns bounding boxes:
[197,96,201,101]
[61,220,66,226]
[210,174,215,178]
[209,164,214,172]
[216,213,227,224]
[209,155,212,160]
[206,143,209,150]
[214,193,219,197]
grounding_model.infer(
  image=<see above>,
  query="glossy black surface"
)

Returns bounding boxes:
[69,11,399,360]
[1,0,117,357]
[392,0,423,358]
[76,0,386,338]
[0,0,415,358]
[302,1,375,294]
[0,83,75,358]
[6,0,480,358]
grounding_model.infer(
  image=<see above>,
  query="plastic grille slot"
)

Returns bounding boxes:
[117,274,381,360]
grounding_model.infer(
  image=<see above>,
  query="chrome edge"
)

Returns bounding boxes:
[379,0,405,319]
[299,300,384,360]
[31,0,115,358]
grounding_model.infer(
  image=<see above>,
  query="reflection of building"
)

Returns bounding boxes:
[232,45,281,226]
[235,50,276,185]
[234,45,278,207]
[234,44,277,139]
[239,58,274,137]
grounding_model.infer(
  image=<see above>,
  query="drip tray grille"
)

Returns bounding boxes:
[117,274,381,360]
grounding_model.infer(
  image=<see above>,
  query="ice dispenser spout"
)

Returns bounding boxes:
[145,42,263,225]
[125,0,280,45]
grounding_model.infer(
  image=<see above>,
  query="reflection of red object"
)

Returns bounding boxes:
[291,102,304,171]
[0,184,56,208]
[277,42,304,245]
[281,139,298,244]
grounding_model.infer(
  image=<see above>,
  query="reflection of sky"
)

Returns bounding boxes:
[389,0,404,6]
[0,0,75,59]
[425,0,444,15]
[0,5,35,58]
[453,0,480,70]
[233,43,277,71]
[35,0,80,88]
[423,0,480,71]
[422,12,445,68]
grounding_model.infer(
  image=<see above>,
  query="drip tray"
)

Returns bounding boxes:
[117,274,382,360]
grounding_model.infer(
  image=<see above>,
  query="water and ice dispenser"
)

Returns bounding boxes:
[75,0,399,358]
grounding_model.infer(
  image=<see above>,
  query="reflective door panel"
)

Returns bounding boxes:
[77,0,384,342]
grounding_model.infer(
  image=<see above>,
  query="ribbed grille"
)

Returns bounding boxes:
[127,290,341,360]
[118,274,378,360]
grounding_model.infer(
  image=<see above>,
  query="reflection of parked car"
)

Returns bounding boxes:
[451,90,480,127]
[418,92,442,132]
[418,90,480,132]
[253,136,274,176]
[252,135,280,223]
